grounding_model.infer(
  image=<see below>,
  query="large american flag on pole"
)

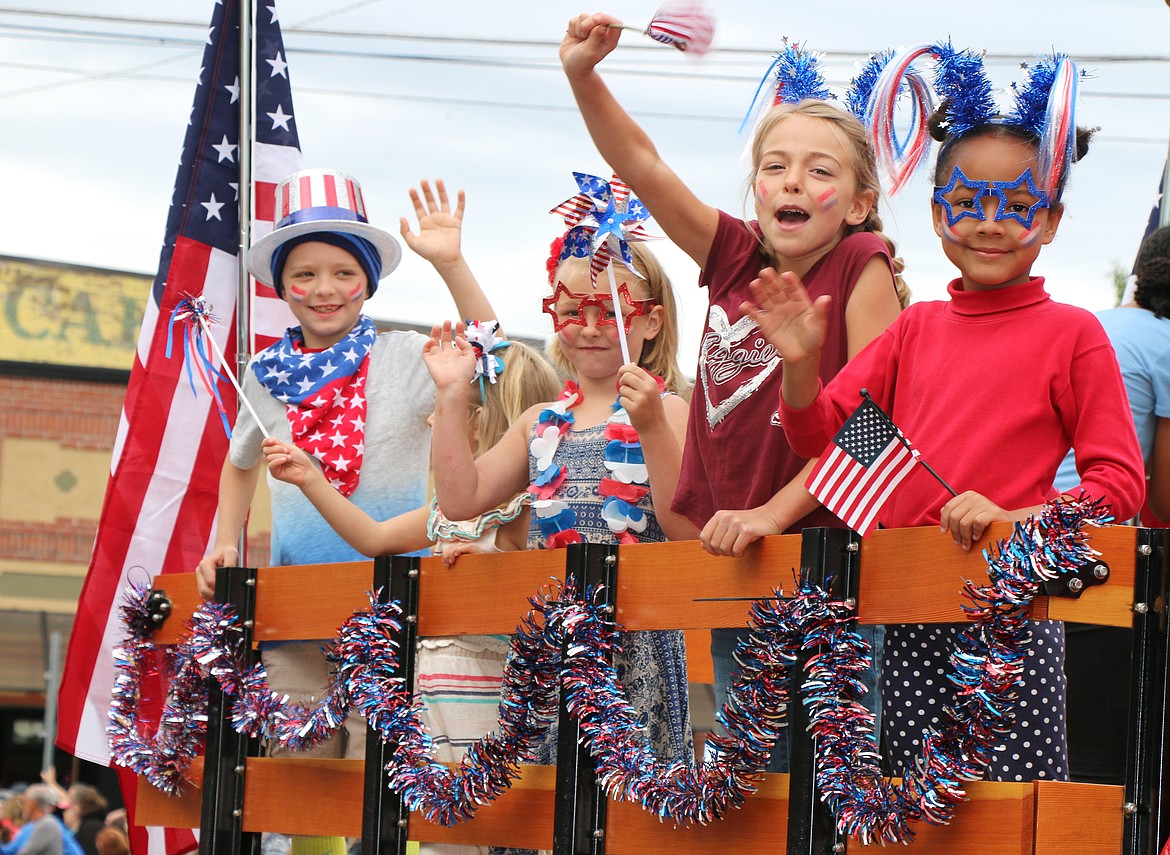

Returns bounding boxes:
[805,397,920,536]
[55,0,301,845]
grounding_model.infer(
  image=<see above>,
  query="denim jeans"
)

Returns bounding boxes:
[707,623,885,772]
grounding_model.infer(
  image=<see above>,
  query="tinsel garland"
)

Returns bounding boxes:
[110,497,1107,842]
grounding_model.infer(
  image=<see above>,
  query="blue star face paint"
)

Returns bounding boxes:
[932,166,1050,230]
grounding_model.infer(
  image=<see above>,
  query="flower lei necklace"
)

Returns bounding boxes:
[109,498,1107,843]
[527,379,658,548]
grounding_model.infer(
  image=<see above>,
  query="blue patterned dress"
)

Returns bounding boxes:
[526,420,693,763]
[490,420,694,855]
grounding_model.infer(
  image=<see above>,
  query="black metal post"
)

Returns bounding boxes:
[361,555,420,855]
[552,542,618,855]
[1123,529,1169,855]
[787,527,859,855]
[200,565,260,855]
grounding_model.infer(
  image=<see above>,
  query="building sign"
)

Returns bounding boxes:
[0,256,150,371]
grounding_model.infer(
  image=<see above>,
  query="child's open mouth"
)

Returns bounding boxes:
[777,206,810,226]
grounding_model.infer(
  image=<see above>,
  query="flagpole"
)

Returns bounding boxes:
[858,388,958,496]
[236,0,254,562]
[238,0,254,368]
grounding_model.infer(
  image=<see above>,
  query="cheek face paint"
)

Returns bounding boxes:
[347,281,365,301]
[940,222,963,245]
[287,283,306,302]
[1018,224,1043,248]
[816,188,838,210]
[756,180,768,202]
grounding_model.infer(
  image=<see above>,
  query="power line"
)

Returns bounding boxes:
[0,7,1168,64]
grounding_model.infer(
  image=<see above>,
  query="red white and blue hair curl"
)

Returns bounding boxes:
[861,42,1083,198]
[1008,54,1080,201]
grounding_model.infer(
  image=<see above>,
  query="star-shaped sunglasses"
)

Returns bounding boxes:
[932,166,1051,230]
[542,282,653,334]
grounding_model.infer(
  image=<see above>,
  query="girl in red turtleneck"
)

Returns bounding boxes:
[751,118,1144,783]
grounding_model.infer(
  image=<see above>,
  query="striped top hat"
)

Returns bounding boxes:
[246,168,402,287]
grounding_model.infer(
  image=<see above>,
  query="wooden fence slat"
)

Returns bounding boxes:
[135,757,204,829]
[254,563,374,640]
[242,758,364,837]
[1032,781,1124,853]
[416,549,567,636]
[614,536,804,630]
[604,773,788,855]
[848,781,1034,854]
[408,764,556,850]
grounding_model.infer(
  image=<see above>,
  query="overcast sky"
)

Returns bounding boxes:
[2,1,1168,369]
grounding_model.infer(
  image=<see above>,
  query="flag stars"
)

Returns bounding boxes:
[201,193,226,221]
[267,52,289,78]
[350,415,365,432]
[225,75,240,103]
[349,392,365,410]
[211,135,238,163]
[341,346,359,363]
[267,104,293,131]
[309,395,328,408]
[297,377,314,394]
[328,430,348,448]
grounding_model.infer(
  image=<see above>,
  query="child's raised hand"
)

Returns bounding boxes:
[560,12,623,78]
[399,179,465,269]
[262,437,319,488]
[422,320,476,390]
[743,268,831,366]
[939,490,1010,552]
[617,363,666,431]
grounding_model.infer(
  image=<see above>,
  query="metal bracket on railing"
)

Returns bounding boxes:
[362,554,419,855]
[201,565,260,855]
[1042,559,1110,599]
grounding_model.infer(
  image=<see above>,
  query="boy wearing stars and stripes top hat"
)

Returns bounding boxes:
[194,171,493,792]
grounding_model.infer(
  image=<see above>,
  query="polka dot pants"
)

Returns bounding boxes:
[881,620,1068,782]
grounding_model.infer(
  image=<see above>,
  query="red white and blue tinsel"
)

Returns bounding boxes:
[110,497,1108,842]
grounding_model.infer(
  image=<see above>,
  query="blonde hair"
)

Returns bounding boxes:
[546,243,691,397]
[747,100,907,299]
[471,339,561,456]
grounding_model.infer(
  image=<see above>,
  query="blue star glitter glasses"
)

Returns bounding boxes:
[932,166,1051,230]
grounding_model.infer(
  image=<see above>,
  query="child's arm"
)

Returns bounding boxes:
[617,364,699,541]
[438,509,529,567]
[560,13,719,267]
[1150,417,1170,521]
[845,257,903,358]
[700,460,821,556]
[262,437,433,556]
[195,459,262,599]
[399,179,497,325]
[425,322,533,520]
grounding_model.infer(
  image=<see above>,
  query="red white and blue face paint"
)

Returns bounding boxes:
[932,166,1050,230]
[542,281,652,335]
[815,188,839,211]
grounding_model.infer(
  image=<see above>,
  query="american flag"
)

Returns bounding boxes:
[55,0,301,847]
[804,397,920,536]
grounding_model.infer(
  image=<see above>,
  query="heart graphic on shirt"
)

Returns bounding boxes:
[700,305,781,429]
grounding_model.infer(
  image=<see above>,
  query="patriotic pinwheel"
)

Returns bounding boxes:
[550,172,655,364]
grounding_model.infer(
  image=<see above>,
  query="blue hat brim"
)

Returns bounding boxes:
[245,219,401,287]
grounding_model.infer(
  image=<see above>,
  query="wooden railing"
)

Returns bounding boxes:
[134,522,1168,854]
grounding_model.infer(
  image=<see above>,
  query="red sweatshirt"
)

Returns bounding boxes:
[780,277,1144,528]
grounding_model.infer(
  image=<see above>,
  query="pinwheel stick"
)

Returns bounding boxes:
[605,264,632,365]
[193,315,272,440]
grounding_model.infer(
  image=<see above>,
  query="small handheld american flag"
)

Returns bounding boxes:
[805,391,952,536]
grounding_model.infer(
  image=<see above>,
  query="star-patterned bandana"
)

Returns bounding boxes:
[252,315,376,496]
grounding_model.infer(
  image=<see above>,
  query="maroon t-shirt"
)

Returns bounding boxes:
[671,210,894,531]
